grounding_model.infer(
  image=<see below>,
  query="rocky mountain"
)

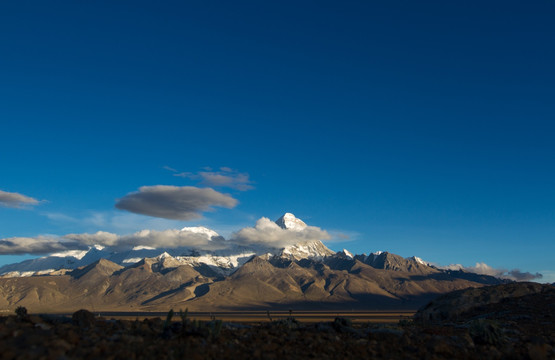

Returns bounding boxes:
[0,213,512,312]
[0,250,508,313]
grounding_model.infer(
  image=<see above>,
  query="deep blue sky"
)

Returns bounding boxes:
[1,1,554,281]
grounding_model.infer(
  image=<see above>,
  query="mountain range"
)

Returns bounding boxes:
[0,213,508,313]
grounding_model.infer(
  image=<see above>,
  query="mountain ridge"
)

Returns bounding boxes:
[0,213,513,312]
[0,213,433,277]
[0,247,509,313]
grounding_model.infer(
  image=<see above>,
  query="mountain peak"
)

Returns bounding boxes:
[339,249,354,259]
[275,213,307,231]
[157,252,173,260]
[70,258,123,279]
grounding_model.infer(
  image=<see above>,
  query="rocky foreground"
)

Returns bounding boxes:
[0,282,553,360]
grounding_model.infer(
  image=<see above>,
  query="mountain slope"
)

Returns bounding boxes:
[0,250,508,312]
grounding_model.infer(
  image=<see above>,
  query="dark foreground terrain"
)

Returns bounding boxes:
[0,282,553,360]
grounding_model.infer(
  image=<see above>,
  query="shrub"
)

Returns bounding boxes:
[468,319,506,346]
[15,306,28,320]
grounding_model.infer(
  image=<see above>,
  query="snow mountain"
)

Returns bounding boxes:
[0,212,469,281]
[0,213,335,277]
[0,213,515,312]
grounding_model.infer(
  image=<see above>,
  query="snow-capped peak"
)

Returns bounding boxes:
[157,252,173,260]
[275,213,307,231]
[411,256,428,265]
[342,249,354,258]
[180,226,220,240]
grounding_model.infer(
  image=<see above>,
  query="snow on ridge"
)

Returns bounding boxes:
[412,256,427,265]
[49,249,89,260]
[281,240,334,260]
[342,249,354,258]
[176,252,256,270]
[122,258,142,264]
[157,252,172,259]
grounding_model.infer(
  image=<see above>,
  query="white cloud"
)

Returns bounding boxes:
[0,215,333,255]
[230,217,331,248]
[0,190,41,208]
[63,229,226,250]
[0,228,230,255]
[115,185,238,220]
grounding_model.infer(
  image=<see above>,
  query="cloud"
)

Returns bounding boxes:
[465,262,503,277]
[438,262,543,281]
[62,231,120,247]
[507,269,543,281]
[115,185,238,220]
[171,167,254,191]
[42,212,79,222]
[162,165,178,173]
[42,210,186,233]
[0,236,83,255]
[230,217,331,248]
[63,229,226,250]
[325,229,360,242]
[0,227,230,255]
[0,190,41,208]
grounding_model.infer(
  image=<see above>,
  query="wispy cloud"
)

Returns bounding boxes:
[115,185,238,220]
[325,229,360,243]
[167,166,254,191]
[0,190,41,208]
[42,210,192,233]
[162,165,179,173]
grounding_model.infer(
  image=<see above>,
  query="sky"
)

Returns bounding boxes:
[1,1,554,282]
